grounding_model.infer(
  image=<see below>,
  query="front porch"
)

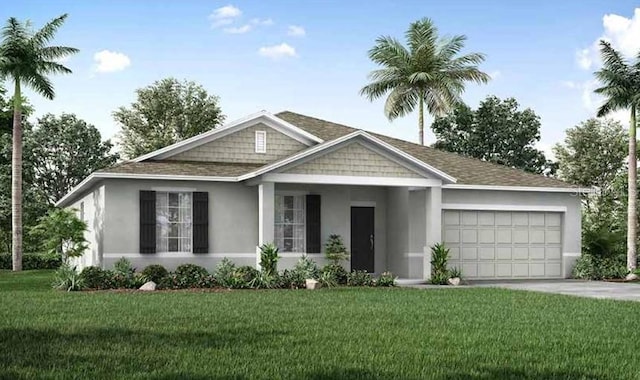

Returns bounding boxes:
[254,178,443,280]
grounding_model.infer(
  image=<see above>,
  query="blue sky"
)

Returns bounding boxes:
[4,1,640,157]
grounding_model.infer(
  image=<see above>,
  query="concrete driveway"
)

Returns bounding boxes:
[473,280,640,302]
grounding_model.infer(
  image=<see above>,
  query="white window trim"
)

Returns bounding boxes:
[274,193,306,253]
[155,191,194,254]
[255,130,267,153]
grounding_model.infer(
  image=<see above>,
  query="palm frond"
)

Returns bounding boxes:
[40,45,79,60]
[436,35,466,60]
[384,86,418,120]
[38,61,72,75]
[367,36,411,68]
[30,14,68,47]
[25,72,54,99]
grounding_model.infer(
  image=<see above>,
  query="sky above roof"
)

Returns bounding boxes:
[4,1,640,159]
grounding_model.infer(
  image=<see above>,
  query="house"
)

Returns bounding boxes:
[56,111,585,280]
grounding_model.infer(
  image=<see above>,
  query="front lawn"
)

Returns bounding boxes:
[1,270,638,379]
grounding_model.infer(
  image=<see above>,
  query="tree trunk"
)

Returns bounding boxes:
[627,105,638,275]
[11,80,22,272]
[418,98,424,145]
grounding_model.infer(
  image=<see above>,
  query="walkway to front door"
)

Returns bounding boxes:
[351,206,374,272]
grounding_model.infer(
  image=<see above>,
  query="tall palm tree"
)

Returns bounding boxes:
[360,18,490,145]
[0,14,78,271]
[594,40,640,278]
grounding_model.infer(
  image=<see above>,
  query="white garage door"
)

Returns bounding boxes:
[442,210,563,279]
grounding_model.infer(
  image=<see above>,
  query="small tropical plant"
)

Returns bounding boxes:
[325,234,349,265]
[347,270,374,287]
[319,270,338,288]
[259,243,280,277]
[30,208,88,263]
[79,266,110,290]
[448,267,462,279]
[430,243,450,285]
[172,264,209,288]
[376,271,397,287]
[294,255,320,279]
[320,263,349,286]
[141,264,169,283]
[213,258,237,288]
[52,263,84,291]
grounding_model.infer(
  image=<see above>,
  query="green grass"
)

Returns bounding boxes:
[1,270,639,379]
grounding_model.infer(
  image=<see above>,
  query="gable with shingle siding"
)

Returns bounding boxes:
[165,123,307,164]
[283,142,423,178]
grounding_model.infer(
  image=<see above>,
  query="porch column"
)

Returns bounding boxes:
[424,186,442,280]
[258,182,275,267]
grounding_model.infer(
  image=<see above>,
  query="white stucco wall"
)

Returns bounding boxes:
[67,184,105,270]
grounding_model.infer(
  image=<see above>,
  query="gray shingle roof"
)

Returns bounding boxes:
[98,161,263,177]
[276,111,574,188]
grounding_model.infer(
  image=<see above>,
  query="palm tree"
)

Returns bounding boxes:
[0,14,78,271]
[360,18,490,145]
[594,40,640,278]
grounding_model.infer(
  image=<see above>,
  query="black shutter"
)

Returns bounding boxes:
[193,192,209,254]
[139,191,156,254]
[306,194,321,253]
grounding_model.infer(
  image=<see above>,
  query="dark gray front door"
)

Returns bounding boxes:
[350,207,375,272]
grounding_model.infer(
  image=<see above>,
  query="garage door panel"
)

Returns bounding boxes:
[442,210,563,279]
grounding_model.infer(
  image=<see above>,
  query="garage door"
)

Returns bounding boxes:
[442,210,562,279]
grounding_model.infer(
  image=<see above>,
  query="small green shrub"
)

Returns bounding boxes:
[196,274,218,288]
[319,270,338,288]
[252,272,280,289]
[259,243,279,277]
[325,234,349,264]
[52,264,84,291]
[573,254,627,280]
[376,272,396,287]
[80,266,111,289]
[320,263,348,285]
[294,255,319,279]
[448,267,462,279]
[430,243,450,285]
[0,253,62,270]
[347,270,374,286]
[213,258,237,288]
[31,208,88,262]
[279,269,305,289]
[172,264,209,289]
[141,264,169,283]
[230,266,260,289]
[114,257,135,276]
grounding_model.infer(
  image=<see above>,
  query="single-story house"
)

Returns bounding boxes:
[57,111,585,280]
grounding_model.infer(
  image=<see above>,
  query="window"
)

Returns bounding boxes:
[275,195,305,252]
[255,130,267,153]
[156,192,192,252]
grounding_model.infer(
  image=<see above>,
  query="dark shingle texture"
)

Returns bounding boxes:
[276,111,574,188]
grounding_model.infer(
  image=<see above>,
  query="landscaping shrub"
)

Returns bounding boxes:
[259,243,279,277]
[279,269,305,289]
[252,272,280,289]
[325,234,349,264]
[320,263,348,286]
[196,274,218,288]
[141,264,169,283]
[230,266,259,289]
[430,243,450,285]
[52,264,84,291]
[294,255,319,279]
[171,264,209,289]
[347,270,374,286]
[573,254,627,280]
[375,271,396,287]
[80,266,111,290]
[448,267,462,279]
[109,257,138,289]
[0,253,61,270]
[319,270,338,288]
[213,258,236,288]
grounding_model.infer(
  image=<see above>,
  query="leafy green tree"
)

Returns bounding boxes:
[30,208,88,263]
[29,113,119,205]
[360,18,490,145]
[432,96,552,174]
[553,118,627,216]
[114,77,225,158]
[593,41,640,275]
[324,234,349,265]
[0,14,78,270]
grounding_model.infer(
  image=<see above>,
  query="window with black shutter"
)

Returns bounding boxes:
[305,194,321,253]
[139,190,156,253]
[192,192,209,253]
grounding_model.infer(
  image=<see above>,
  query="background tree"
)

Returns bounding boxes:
[553,118,627,226]
[432,96,552,174]
[114,77,225,158]
[593,40,640,276]
[28,113,118,205]
[360,18,490,145]
[0,14,78,271]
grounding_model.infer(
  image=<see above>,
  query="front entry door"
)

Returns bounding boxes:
[351,207,375,272]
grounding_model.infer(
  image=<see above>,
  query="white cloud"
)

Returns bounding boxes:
[224,24,252,34]
[209,5,242,27]
[251,18,274,26]
[287,25,306,37]
[489,70,501,79]
[93,50,130,73]
[258,43,297,59]
[576,8,640,69]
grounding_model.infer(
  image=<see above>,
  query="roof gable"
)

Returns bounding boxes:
[133,111,323,163]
